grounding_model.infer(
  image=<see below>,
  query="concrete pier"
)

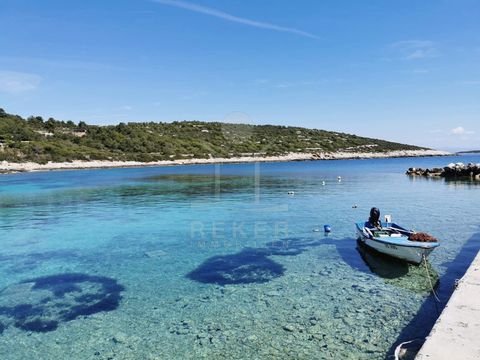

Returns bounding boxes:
[416,252,480,359]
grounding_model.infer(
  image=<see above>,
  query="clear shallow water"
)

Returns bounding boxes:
[0,155,479,359]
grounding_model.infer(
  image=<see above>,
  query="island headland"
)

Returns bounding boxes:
[0,108,450,173]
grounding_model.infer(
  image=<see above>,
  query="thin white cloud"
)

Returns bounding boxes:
[270,79,342,89]
[451,126,475,135]
[275,80,314,89]
[0,56,125,71]
[410,69,430,74]
[390,40,438,60]
[254,78,270,85]
[0,70,42,93]
[181,90,208,100]
[153,0,318,39]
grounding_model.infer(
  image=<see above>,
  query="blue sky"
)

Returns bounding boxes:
[0,0,479,150]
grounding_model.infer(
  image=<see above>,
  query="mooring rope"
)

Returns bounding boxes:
[422,254,441,302]
[391,256,441,359]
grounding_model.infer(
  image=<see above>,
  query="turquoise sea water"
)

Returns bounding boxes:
[0,155,479,359]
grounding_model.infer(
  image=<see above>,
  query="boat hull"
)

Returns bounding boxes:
[355,225,438,265]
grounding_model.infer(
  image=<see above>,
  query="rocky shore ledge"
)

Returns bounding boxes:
[406,162,480,180]
[0,149,449,174]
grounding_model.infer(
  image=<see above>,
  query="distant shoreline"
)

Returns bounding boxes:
[0,149,451,174]
[456,150,480,154]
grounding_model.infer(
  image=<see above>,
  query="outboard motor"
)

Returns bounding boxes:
[368,207,381,228]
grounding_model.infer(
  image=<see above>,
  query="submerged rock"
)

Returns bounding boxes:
[144,250,168,258]
[186,248,285,285]
[283,324,295,332]
[0,273,124,333]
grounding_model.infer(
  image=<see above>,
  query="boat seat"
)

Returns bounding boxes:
[363,227,374,238]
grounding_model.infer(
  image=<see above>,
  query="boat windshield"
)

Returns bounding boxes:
[372,230,391,237]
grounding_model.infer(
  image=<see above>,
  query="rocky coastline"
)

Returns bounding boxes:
[0,149,450,174]
[406,162,480,180]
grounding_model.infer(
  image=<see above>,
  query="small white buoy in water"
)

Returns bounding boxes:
[313,228,320,232]
[322,181,326,186]
[337,176,342,182]
[287,191,295,195]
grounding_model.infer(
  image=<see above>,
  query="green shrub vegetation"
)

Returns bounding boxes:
[0,107,426,163]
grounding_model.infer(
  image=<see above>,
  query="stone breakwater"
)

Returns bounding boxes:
[406,162,480,180]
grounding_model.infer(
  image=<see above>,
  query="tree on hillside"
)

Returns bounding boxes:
[45,118,56,131]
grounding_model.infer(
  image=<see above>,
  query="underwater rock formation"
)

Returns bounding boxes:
[187,248,285,285]
[0,273,124,333]
[187,237,324,285]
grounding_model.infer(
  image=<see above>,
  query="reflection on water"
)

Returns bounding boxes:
[0,173,314,212]
[407,174,480,188]
[357,240,409,278]
[444,178,480,188]
[356,241,439,293]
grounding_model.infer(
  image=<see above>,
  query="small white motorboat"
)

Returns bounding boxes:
[355,208,439,265]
